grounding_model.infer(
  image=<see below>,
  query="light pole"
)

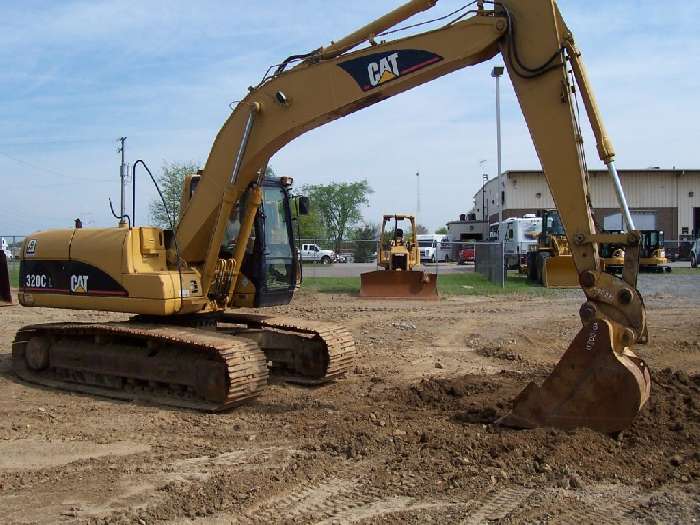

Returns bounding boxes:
[491,65,504,240]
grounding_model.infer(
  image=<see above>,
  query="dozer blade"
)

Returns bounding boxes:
[0,252,12,306]
[498,319,651,433]
[543,256,578,288]
[360,270,438,300]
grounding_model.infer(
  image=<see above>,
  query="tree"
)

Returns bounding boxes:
[303,180,373,251]
[292,201,326,241]
[350,222,379,263]
[435,226,448,235]
[149,161,199,228]
[415,223,429,235]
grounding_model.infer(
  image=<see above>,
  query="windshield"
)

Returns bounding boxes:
[643,231,663,249]
[544,212,565,236]
[262,186,293,289]
[418,240,434,248]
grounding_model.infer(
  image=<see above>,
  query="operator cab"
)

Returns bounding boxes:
[189,174,302,307]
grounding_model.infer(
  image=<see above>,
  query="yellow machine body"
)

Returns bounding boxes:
[18,227,202,316]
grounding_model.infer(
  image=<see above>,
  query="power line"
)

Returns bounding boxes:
[0,150,112,183]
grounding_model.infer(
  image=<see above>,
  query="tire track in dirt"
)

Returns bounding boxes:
[461,486,534,524]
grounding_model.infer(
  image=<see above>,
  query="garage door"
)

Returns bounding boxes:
[603,211,656,231]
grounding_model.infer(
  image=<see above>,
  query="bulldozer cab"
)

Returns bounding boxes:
[378,214,418,271]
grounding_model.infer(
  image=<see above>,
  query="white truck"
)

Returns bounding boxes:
[417,234,451,263]
[491,215,542,269]
[1,238,13,260]
[299,243,336,264]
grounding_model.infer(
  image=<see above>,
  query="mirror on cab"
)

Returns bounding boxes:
[297,196,310,216]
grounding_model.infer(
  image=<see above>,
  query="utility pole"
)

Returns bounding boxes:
[117,137,127,226]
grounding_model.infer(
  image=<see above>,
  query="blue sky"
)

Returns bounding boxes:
[0,0,698,234]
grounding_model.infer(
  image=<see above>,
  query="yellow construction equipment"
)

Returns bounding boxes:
[639,230,672,272]
[360,214,438,299]
[527,210,578,288]
[600,230,625,275]
[13,0,650,432]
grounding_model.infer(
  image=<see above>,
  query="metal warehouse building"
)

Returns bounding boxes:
[471,168,700,239]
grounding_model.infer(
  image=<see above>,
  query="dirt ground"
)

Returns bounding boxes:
[1,288,699,524]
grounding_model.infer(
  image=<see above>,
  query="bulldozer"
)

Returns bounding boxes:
[7,0,652,433]
[526,210,578,288]
[359,214,438,299]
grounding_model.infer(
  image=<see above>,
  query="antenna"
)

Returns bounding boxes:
[117,137,127,226]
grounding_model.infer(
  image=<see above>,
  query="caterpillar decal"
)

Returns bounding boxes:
[20,260,127,297]
[338,49,443,91]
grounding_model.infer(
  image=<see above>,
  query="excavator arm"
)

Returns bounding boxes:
[181,0,651,430]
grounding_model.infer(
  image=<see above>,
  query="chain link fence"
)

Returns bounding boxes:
[474,242,505,287]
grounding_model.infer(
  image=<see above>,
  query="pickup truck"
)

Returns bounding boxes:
[300,243,336,264]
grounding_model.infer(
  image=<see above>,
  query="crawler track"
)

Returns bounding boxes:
[220,313,356,383]
[12,322,268,411]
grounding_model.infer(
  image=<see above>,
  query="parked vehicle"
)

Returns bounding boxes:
[1,238,13,261]
[492,215,542,269]
[457,244,475,264]
[691,238,700,268]
[300,243,336,264]
[337,251,354,263]
[417,234,450,263]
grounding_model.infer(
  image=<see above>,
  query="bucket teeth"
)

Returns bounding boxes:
[498,319,651,433]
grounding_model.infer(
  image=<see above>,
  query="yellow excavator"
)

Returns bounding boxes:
[602,230,671,274]
[7,0,651,432]
[360,214,438,299]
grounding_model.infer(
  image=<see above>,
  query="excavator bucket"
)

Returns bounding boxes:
[360,270,438,300]
[543,256,578,288]
[0,252,12,306]
[498,319,651,433]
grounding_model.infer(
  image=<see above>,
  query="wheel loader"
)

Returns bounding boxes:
[526,210,578,288]
[8,0,652,433]
[359,214,438,299]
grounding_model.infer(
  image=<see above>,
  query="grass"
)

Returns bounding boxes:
[8,261,19,288]
[302,271,557,297]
